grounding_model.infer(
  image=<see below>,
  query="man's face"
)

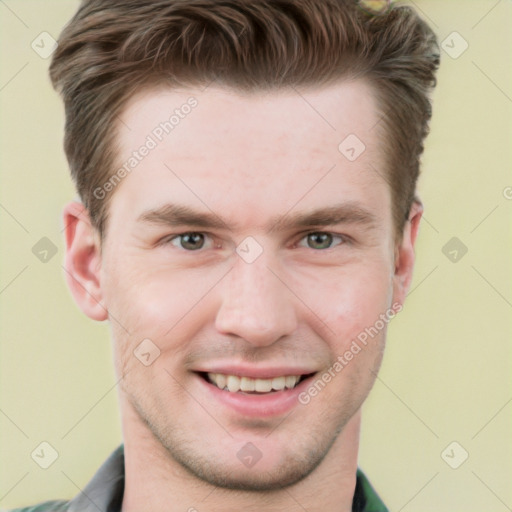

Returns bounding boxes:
[92,81,412,490]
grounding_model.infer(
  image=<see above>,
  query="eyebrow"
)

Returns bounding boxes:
[137,202,378,232]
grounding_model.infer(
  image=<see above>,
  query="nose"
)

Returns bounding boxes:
[215,253,298,347]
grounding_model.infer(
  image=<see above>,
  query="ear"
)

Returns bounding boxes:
[392,200,423,307]
[62,201,108,321]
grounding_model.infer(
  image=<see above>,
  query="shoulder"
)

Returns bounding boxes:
[2,500,69,512]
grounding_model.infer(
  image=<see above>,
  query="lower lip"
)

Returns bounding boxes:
[196,373,315,418]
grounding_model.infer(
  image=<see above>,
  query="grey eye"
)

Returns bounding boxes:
[172,232,206,250]
[299,232,343,250]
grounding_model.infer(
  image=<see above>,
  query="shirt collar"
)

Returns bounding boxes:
[67,445,124,512]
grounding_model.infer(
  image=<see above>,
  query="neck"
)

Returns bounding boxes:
[120,394,360,512]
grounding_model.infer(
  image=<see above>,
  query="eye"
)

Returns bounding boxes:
[168,232,212,251]
[298,232,344,250]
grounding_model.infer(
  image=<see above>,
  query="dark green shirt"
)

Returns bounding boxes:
[5,445,388,512]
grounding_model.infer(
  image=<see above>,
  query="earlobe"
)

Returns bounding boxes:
[62,201,108,321]
[392,200,423,306]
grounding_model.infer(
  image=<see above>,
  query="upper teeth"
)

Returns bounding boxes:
[207,373,301,392]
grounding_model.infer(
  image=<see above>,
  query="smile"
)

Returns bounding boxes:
[195,368,317,417]
[206,373,305,393]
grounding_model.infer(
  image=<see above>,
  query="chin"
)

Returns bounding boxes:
[168,448,325,492]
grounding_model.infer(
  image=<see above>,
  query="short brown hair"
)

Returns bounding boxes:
[50,0,439,237]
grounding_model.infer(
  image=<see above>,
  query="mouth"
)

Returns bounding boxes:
[193,367,318,417]
[200,372,312,394]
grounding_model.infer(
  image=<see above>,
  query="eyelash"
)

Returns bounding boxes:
[160,231,348,251]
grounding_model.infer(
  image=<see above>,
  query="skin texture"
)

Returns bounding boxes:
[63,80,422,512]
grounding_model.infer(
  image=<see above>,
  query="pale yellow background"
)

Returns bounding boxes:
[1,1,511,510]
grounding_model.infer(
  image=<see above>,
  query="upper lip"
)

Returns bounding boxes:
[193,365,317,379]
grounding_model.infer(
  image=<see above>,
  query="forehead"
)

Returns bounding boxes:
[119,80,380,152]
[110,81,389,230]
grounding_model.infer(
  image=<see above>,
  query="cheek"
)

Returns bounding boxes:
[304,262,394,345]
[102,258,227,359]
[104,258,202,324]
